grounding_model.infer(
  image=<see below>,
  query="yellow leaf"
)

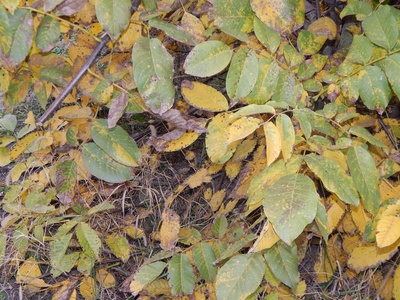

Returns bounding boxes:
[342,234,362,254]
[163,131,201,152]
[104,234,131,262]
[142,279,171,296]
[209,189,227,212]
[24,111,36,125]
[0,147,10,167]
[79,276,98,300]
[185,168,212,188]
[326,200,346,234]
[225,159,242,180]
[394,265,400,299]
[181,81,229,112]
[10,163,27,182]
[249,221,280,252]
[380,180,400,202]
[114,13,143,52]
[17,257,51,288]
[180,12,206,45]
[160,209,180,251]
[351,203,369,234]
[125,225,145,239]
[96,269,116,288]
[203,188,212,200]
[226,117,261,145]
[52,279,77,300]
[308,17,337,40]
[264,122,281,166]
[348,241,400,271]
[376,215,400,248]
[295,281,307,297]
[10,132,43,161]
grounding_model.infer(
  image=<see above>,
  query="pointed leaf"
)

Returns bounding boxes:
[160,209,180,251]
[297,30,327,55]
[213,215,228,239]
[132,37,174,114]
[168,254,195,295]
[55,160,77,205]
[349,126,387,147]
[264,243,298,289]
[216,253,265,300]
[95,0,131,41]
[383,53,400,98]
[346,35,372,65]
[91,119,141,166]
[264,122,281,166]
[253,17,280,54]
[347,146,380,214]
[130,262,167,295]
[184,41,233,77]
[376,215,400,248]
[193,243,217,282]
[216,234,257,262]
[340,1,372,20]
[276,114,295,162]
[263,174,319,244]
[226,117,261,145]
[149,18,196,45]
[362,5,398,51]
[271,70,296,107]
[226,48,258,101]
[75,223,102,259]
[82,142,133,183]
[304,154,359,206]
[104,234,131,262]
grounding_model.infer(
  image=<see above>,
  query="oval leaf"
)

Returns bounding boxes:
[35,16,60,52]
[168,254,195,295]
[263,174,319,244]
[193,243,217,282]
[132,37,174,114]
[82,142,133,183]
[184,40,233,77]
[130,262,167,295]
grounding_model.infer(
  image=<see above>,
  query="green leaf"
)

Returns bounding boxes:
[304,154,359,206]
[271,70,296,107]
[216,253,265,300]
[227,47,259,101]
[91,119,141,166]
[250,0,305,35]
[0,9,33,68]
[12,226,29,256]
[263,174,319,244]
[193,243,217,282]
[35,16,60,52]
[184,40,233,77]
[283,44,304,68]
[233,104,275,118]
[95,0,131,41]
[104,234,131,262]
[276,114,295,162]
[50,233,73,273]
[264,243,298,289]
[246,58,280,104]
[358,66,391,111]
[168,254,195,295]
[293,109,313,139]
[340,1,372,20]
[383,53,400,98]
[346,35,372,65]
[315,201,329,242]
[82,142,133,183]
[253,17,280,54]
[347,146,381,214]
[130,261,167,295]
[0,233,6,266]
[132,37,174,114]
[362,5,398,51]
[247,155,303,208]
[213,0,254,42]
[0,114,17,131]
[213,215,228,239]
[75,223,102,259]
[87,202,115,215]
[0,6,11,55]
[216,234,257,262]
[149,18,196,45]
[348,126,387,147]
[341,76,359,103]
[55,160,77,205]
[297,30,327,55]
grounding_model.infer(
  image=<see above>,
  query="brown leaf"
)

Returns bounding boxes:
[54,0,88,16]
[147,129,186,151]
[160,209,180,251]
[108,92,128,128]
[158,109,207,133]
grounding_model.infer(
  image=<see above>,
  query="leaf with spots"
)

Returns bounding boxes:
[226,117,261,145]
[35,16,60,52]
[216,253,265,300]
[250,0,305,35]
[297,30,327,56]
[358,66,391,111]
[263,174,319,244]
[226,47,258,101]
[132,37,174,114]
[160,209,180,251]
[346,35,372,65]
[253,17,280,54]
[149,18,197,46]
[91,119,141,167]
[304,154,360,206]
[95,0,131,41]
[276,114,295,162]
[130,262,167,295]
[213,0,255,42]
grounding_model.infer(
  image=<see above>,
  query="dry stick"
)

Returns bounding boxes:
[38,0,142,124]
